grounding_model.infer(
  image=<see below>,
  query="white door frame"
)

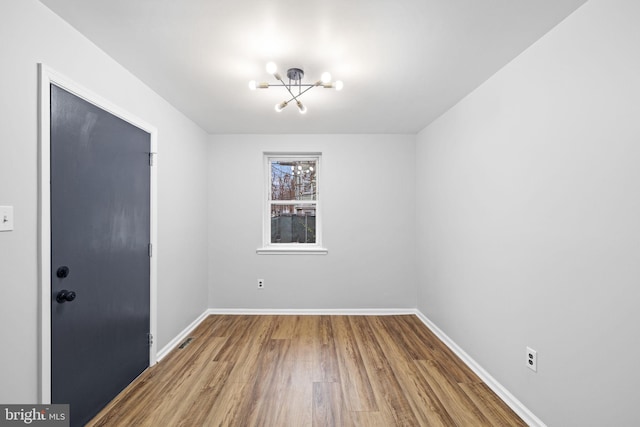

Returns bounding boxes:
[38,64,158,403]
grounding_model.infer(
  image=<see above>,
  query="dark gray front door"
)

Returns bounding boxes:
[50,84,151,427]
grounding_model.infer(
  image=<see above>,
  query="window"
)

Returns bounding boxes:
[258,153,327,254]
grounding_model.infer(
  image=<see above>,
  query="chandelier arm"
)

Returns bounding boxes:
[265,84,317,87]
[272,74,301,103]
[283,84,317,103]
[281,79,301,102]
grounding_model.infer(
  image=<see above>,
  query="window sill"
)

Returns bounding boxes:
[256,246,328,255]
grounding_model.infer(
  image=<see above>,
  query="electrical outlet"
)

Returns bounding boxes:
[526,347,537,372]
[257,279,264,289]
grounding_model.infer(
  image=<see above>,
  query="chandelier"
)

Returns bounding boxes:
[249,62,343,114]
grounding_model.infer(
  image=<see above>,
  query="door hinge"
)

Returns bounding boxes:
[148,333,153,347]
[148,243,152,257]
[149,152,157,166]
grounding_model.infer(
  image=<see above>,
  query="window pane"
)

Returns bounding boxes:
[271,204,316,244]
[271,160,317,201]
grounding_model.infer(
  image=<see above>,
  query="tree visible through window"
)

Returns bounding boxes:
[266,154,320,247]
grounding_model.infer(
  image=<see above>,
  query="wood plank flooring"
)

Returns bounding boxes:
[88,315,526,426]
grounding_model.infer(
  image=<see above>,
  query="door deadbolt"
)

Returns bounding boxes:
[56,266,70,278]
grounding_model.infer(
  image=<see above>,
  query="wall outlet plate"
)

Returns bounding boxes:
[0,206,14,232]
[257,279,264,289]
[526,346,537,372]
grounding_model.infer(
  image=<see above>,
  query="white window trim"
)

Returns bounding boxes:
[257,152,327,255]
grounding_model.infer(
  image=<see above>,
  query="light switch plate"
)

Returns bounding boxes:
[0,206,14,231]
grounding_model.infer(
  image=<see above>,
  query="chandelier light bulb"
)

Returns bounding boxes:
[248,80,257,90]
[335,80,344,91]
[321,72,332,84]
[296,100,307,114]
[266,62,277,75]
[275,100,288,112]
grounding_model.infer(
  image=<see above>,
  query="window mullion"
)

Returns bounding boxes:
[268,200,317,205]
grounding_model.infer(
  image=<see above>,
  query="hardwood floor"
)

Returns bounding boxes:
[88,315,526,426]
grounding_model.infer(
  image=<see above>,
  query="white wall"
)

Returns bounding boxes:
[209,134,416,310]
[416,0,640,425]
[5,0,637,423]
[0,0,209,403]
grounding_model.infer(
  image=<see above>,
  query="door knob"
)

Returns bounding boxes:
[56,289,76,303]
[56,266,70,278]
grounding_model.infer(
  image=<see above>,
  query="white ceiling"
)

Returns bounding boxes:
[39,0,586,134]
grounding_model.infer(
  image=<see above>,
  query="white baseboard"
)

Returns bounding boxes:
[413,310,545,427]
[156,310,210,362]
[205,308,416,316]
